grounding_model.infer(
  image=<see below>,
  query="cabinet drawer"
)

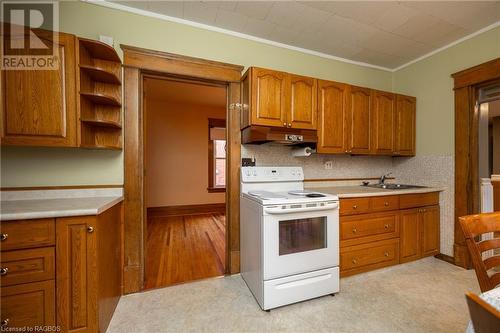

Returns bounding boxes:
[400,192,439,209]
[340,239,399,276]
[0,247,55,286]
[340,212,399,247]
[371,195,399,212]
[1,280,55,329]
[340,197,370,215]
[0,219,55,251]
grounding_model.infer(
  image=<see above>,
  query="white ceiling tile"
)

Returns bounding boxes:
[373,3,419,32]
[201,1,238,11]
[234,1,274,20]
[326,1,399,25]
[266,2,303,28]
[215,9,248,32]
[243,17,277,39]
[183,2,218,25]
[147,1,184,18]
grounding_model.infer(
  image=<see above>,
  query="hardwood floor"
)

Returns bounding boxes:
[145,213,226,289]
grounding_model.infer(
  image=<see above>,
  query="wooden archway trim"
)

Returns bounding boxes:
[121,45,243,293]
[452,57,500,269]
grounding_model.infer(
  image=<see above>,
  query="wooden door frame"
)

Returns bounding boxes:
[121,45,243,293]
[452,57,500,269]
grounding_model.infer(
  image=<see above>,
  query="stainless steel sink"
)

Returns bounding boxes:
[366,184,428,190]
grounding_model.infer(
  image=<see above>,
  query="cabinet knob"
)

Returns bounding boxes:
[384,202,389,206]
[384,224,389,229]
[384,252,389,257]
[352,228,357,234]
[0,267,8,276]
[1,319,9,327]
[288,123,292,128]
[352,205,358,209]
[0,233,7,241]
[352,258,358,265]
[87,226,94,233]
[283,122,287,127]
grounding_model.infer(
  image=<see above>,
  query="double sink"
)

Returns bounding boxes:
[365,183,428,190]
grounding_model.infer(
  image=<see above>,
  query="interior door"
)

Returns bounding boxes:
[288,74,317,129]
[263,208,339,280]
[1,31,76,147]
[400,209,421,263]
[251,68,287,128]
[371,91,396,155]
[346,86,372,154]
[421,206,440,256]
[395,94,416,156]
[317,80,348,154]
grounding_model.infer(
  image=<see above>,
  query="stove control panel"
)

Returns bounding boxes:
[241,166,304,182]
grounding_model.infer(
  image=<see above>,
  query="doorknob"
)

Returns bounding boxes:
[87,226,94,233]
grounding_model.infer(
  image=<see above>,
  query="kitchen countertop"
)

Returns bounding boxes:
[0,188,123,221]
[305,185,445,198]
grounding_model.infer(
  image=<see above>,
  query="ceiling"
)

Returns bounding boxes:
[110,1,500,70]
[144,78,226,108]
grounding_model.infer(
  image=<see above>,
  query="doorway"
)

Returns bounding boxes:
[143,77,228,289]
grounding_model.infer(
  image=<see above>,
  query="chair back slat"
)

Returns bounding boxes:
[478,238,500,253]
[460,212,500,292]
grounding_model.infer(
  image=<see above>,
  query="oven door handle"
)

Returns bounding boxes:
[264,203,338,215]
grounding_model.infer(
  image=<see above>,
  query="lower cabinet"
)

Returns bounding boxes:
[339,193,440,276]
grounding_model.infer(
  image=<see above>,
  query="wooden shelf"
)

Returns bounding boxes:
[78,38,121,62]
[80,144,122,150]
[81,118,122,129]
[80,65,120,84]
[80,92,121,107]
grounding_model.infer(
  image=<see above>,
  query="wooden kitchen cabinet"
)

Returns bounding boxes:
[346,86,372,154]
[317,80,349,154]
[371,90,396,155]
[400,205,440,263]
[241,67,317,130]
[1,31,77,147]
[394,94,416,156]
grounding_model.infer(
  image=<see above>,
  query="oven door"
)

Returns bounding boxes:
[262,202,339,280]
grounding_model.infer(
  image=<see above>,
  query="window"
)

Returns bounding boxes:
[208,119,226,192]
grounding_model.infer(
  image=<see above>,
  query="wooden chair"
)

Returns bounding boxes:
[466,292,500,333]
[460,212,500,292]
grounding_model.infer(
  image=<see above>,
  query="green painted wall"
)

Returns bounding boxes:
[392,26,500,156]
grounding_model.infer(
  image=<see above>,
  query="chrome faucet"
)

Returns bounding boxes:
[379,172,392,184]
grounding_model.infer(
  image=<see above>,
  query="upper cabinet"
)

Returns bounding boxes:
[317,80,348,154]
[241,67,317,130]
[371,91,396,155]
[1,29,123,150]
[394,94,416,156]
[346,86,372,154]
[1,31,77,147]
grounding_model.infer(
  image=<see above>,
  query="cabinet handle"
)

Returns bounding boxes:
[1,319,9,327]
[352,258,358,265]
[0,267,8,276]
[384,252,389,257]
[0,233,7,241]
[384,224,389,229]
[283,122,287,127]
[384,202,389,206]
[353,205,358,209]
[352,228,357,234]
[87,226,94,233]
[288,123,292,128]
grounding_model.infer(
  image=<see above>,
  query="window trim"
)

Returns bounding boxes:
[208,118,226,193]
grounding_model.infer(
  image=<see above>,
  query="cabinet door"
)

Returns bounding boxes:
[1,31,76,147]
[56,216,97,333]
[250,68,287,127]
[400,209,421,263]
[1,281,55,329]
[346,86,372,154]
[371,91,395,155]
[288,74,317,129]
[421,205,440,257]
[317,80,348,154]
[394,94,416,156]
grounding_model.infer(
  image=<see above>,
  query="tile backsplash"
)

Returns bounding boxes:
[242,144,454,257]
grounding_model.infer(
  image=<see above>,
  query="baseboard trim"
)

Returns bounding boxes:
[434,253,455,265]
[147,203,226,217]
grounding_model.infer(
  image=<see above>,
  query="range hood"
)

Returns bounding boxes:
[241,126,317,145]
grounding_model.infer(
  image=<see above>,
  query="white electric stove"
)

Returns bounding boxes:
[240,166,340,310]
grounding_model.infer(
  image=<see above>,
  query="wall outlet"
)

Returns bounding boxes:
[324,161,333,170]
